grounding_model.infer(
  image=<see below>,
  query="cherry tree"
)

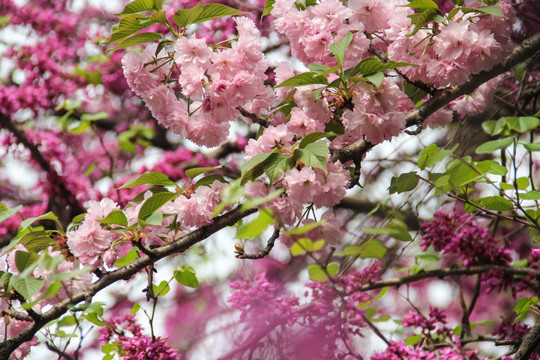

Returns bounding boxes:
[0,0,540,359]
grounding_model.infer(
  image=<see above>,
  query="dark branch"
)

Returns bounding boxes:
[514,321,540,360]
[235,227,279,259]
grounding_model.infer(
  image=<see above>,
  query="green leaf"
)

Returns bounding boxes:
[241,151,276,174]
[114,248,139,267]
[516,177,529,190]
[185,165,224,179]
[262,0,275,17]
[482,118,505,136]
[290,238,314,256]
[174,266,199,288]
[503,116,540,133]
[403,80,427,104]
[327,262,339,277]
[299,132,337,148]
[477,160,507,176]
[329,31,353,65]
[174,3,245,28]
[461,5,504,17]
[120,171,176,188]
[98,210,128,227]
[363,220,412,241]
[107,14,156,44]
[138,191,176,221]
[350,57,415,77]
[153,280,170,296]
[519,191,540,200]
[174,4,203,27]
[523,142,540,152]
[11,275,45,300]
[447,160,484,188]
[293,141,329,173]
[86,312,107,326]
[416,253,439,263]
[20,231,54,253]
[130,303,141,314]
[15,251,39,273]
[141,211,163,226]
[237,210,274,239]
[475,136,514,154]
[275,72,329,88]
[241,189,284,212]
[407,8,437,37]
[263,153,295,182]
[476,196,514,211]
[405,334,423,345]
[308,63,332,74]
[308,264,328,282]
[195,174,227,187]
[0,205,22,224]
[80,112,108,122]
[110,32,162,51]
[389,172,419,194]
[358,239,387,259]
[406,0,439,10]
[366,72,384,88]
[19,212,60,233]
[120,0,163,14]
[150,10,168,24]
[285,221,322,236]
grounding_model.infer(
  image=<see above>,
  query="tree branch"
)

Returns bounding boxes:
[0,113,86,218]
[514,321,540,360]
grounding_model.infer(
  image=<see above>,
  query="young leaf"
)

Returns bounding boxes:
[366,72,384,88]
[120,171,176,188]
[98,210,128,227]
[475,136,515,154]
[10,275,45,300]
[174,266,199,288]
[0,205,22,224]
[308,264,328,282]
[15,251,39,273]
[358,239,387,259]
[185,165,224,180]
[237,210,274,239]
[389,172,419,194]
[349,57,415,77]
[293,141,329,173]
[263,154,295,182]
[138,191,176,221]
[120,0,163,14]
[328,31,353,65]
[110,32,162,51]
[276,72,329,88]
[115,248,139,267]
[262,0,275,17]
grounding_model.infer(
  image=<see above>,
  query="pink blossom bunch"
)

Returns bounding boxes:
[99,314,181,360]
[271,0,371,66]
[387,0,515,87]
[122,17,272,147]
[66,198,121,268]
[338,78,414,145]
[228,272,300,324]
[420,210,512,266]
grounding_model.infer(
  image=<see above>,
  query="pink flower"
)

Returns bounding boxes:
[284,167,319,204]
[174,35,213,71]
[433,21,478,61]
[66,199,120,268]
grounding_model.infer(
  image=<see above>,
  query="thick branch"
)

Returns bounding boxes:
[405,32,540,127]
[331,32,540,164]
[514,321,540,360]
